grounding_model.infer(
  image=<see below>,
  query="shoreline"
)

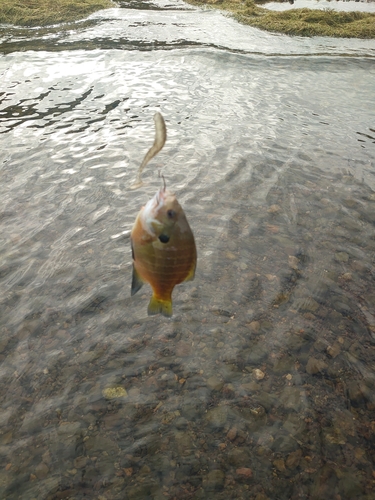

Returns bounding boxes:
[186,0,375,38]
[0,0,374,41]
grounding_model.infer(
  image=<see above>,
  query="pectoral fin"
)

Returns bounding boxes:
[148,295,173,317]
[131,265,144,296]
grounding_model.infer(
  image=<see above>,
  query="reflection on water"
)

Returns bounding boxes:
[1,1,375,499]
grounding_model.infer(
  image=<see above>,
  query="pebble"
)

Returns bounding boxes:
[205,406,229,429]
[249,321,260,333]
[288,255,299,270]
[306,357,328,375]
[35,463,49,479]
[206,375,224,391]
[341,272,352,281]
[102,386,127,399]
[236,467,253,478]
[0,431,12,445]
[253,369,265,380]
[273,458,286,472]
[74,456,88,469]
[335,252,349,263]
[227,427,237,441]
[57,422,82,435]
[286,449,302,469]
[227,448,250,467]
[202,469,225,491]
[327,342,341,358]
[268,204,281,214]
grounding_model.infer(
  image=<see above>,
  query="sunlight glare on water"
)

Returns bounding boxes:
[0,1,375,499]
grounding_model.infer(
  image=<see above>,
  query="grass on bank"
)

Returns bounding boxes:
[187,0,375,38]
[0,0,115,27]
[0,0,374,38]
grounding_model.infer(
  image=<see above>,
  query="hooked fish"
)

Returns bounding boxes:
[131,185,197,317]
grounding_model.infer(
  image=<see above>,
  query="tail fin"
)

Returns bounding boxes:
[148,295,173,317]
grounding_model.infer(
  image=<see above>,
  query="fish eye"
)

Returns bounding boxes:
[167,209,176,219]
[159,234,170,244]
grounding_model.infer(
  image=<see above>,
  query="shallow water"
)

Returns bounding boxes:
[1,2,375,499]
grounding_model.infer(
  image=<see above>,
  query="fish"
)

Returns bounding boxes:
[131,112,167,190]
[131,185,197,317]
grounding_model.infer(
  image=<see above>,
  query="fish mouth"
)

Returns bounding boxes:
[142,189,166,236]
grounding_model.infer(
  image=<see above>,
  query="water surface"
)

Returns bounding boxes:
[1,2,375,499]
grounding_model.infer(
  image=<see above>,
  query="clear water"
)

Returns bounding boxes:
[1,2,375,499]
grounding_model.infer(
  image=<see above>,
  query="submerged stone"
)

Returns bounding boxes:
[202,469,225,491]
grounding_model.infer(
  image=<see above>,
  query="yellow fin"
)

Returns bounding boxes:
[148,296,173,317]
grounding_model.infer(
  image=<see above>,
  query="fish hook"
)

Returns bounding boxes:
[159,171,167,192]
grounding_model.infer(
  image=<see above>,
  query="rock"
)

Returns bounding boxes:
[58,422,82,436]
[313,338,327,352]
[260,320,273,331]
[255,494,270,500]
[246,345,268,364]
[84,435,118,455]
[294,297,319,313]
[206,375,224,391]
[102,386,127,399]
[249,321,260,333]
[306,357,328,375]
[202,469,225,491]
[0,431,12,445]
[273,458,286,472]
[341,272,352,281]
[255,391,277,412]
[279,386,303,411]
[125,483,153,499]
[335,252,349,263]
[241,381,261,392]
[272,356,294,375]
[74,456,88,469]
[337,471,363,498]
[347,381,366,405]
[35,462,49,479]
[327,342,341,358]
[283,414,306,437]
[175,417,188,430]
[272,434,298,453]
[227,427,237,441]
[288,256,299,270]
[205,406,229,429]
[20,414,43,435]
[323,427,346,445]
[227,448,250,467]
[139,465,151,475]
[286,449,302,469]
[76,351,100,364]
[236,467,252,478]
[0,338,8,353]
[268,204,281,214]
[175,431,194,456]
[333,300,352,315]
[253,369,265,380]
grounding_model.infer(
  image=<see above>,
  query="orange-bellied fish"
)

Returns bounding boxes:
[131,184,197,317]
